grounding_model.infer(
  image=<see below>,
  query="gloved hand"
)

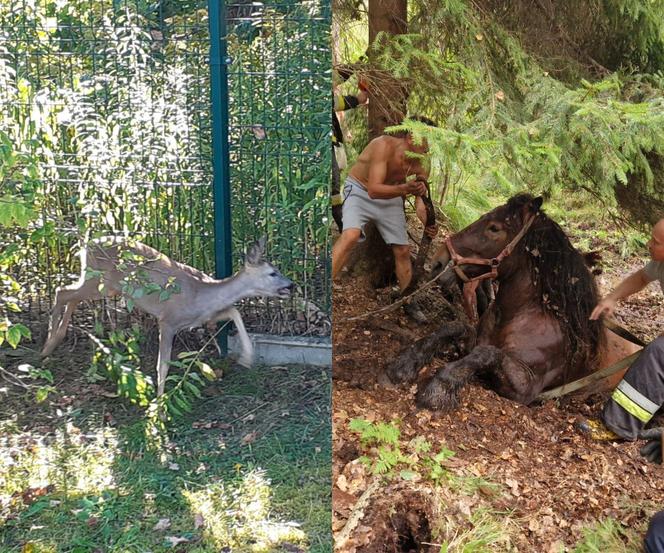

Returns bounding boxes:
[639,428,663,464]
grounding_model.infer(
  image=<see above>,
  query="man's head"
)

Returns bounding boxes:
[398,115,436,154]
[648,219,664,261]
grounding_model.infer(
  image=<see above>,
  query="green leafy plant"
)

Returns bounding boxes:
[89,326,154,407]
[349,418,455,482]
[88,323,221,423]
[155,349,219,420]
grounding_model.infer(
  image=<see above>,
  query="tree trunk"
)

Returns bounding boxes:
[367,0,408,138]
[351,0,408,290]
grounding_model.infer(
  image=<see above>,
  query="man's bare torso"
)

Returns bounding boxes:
[349,135,425,187]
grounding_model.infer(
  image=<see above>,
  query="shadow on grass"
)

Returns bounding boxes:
[0,358,331,553]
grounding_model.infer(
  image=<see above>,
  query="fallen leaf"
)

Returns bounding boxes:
[165,536,189,547]
[251,124,266,140]
[332,487,357,515]
[194,512,205,529]
[242,431,258,445]
[168,463,180,471]
[87,516,99,528]
[20,485,53,504]
[528,518,540,532]
[154,518,171,531]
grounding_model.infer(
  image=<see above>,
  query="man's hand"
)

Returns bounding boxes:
[424,225,438,239]
[357,89,368,105]
[402,179,427,197]
[639,428,663,464]
[589,296,617,320]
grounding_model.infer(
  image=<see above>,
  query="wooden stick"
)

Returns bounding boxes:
[346,273,442,322]
[335,477,381,550]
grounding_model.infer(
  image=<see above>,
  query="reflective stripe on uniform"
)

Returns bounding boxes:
[331,194,343,206]
[611,388,654,423]
[616,380,659,414]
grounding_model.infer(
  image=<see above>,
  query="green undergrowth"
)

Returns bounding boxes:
[570,518,644,553]
[0,363,332,553]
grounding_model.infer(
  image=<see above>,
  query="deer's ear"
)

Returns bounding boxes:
[257,235,267,252]
[246,236,266,266]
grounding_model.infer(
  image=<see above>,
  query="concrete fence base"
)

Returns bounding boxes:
[228,333,331,367]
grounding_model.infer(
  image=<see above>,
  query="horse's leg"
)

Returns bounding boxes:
[416,345,503,411]
[381,321,472,386]
[487,353,542,405]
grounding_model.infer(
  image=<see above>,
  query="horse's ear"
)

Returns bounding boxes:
[529,196,544,213]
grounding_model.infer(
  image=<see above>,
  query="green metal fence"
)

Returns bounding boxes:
[0,0,330,341]
[223,0,331,334]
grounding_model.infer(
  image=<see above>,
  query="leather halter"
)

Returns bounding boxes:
[446,212,538,283]
[446,212,538,321]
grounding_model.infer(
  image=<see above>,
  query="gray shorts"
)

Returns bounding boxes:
[341,175,408,245]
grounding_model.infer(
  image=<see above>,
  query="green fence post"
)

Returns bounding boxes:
[208,0,233,354]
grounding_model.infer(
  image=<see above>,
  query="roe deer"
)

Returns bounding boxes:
[41,236,294,396]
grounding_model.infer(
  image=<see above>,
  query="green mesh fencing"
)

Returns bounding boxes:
[224,1,331,333]
[0,0,330,341]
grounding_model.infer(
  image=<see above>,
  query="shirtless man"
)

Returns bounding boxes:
[331,117,438,323]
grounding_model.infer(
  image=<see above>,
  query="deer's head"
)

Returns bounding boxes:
[244,236,294,299]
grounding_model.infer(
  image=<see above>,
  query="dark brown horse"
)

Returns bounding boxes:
[383,194,639,410]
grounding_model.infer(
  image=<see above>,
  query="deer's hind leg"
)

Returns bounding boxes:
[42,277,103,356]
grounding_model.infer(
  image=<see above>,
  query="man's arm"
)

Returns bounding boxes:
[589,268,654,320]
[333,91,367,112]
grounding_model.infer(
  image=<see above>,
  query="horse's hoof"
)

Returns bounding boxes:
[376,370,398,389]
[403,300,428,325]
[415,377,459,411]
[384,359,419,385]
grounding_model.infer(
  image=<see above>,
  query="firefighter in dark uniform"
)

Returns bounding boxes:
[332,66,368,232]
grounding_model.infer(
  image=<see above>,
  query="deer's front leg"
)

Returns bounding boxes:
[218,308,253,368]
[156,323,176,396]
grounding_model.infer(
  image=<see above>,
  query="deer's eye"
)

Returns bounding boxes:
[270,271,278,277]
[488,224,502,233]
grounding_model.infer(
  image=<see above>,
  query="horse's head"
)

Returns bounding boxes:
[430,194,544,281]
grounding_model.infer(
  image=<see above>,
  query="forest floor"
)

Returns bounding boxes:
[332,202,664,552]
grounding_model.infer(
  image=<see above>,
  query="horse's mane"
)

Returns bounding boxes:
[506,194,605,374]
